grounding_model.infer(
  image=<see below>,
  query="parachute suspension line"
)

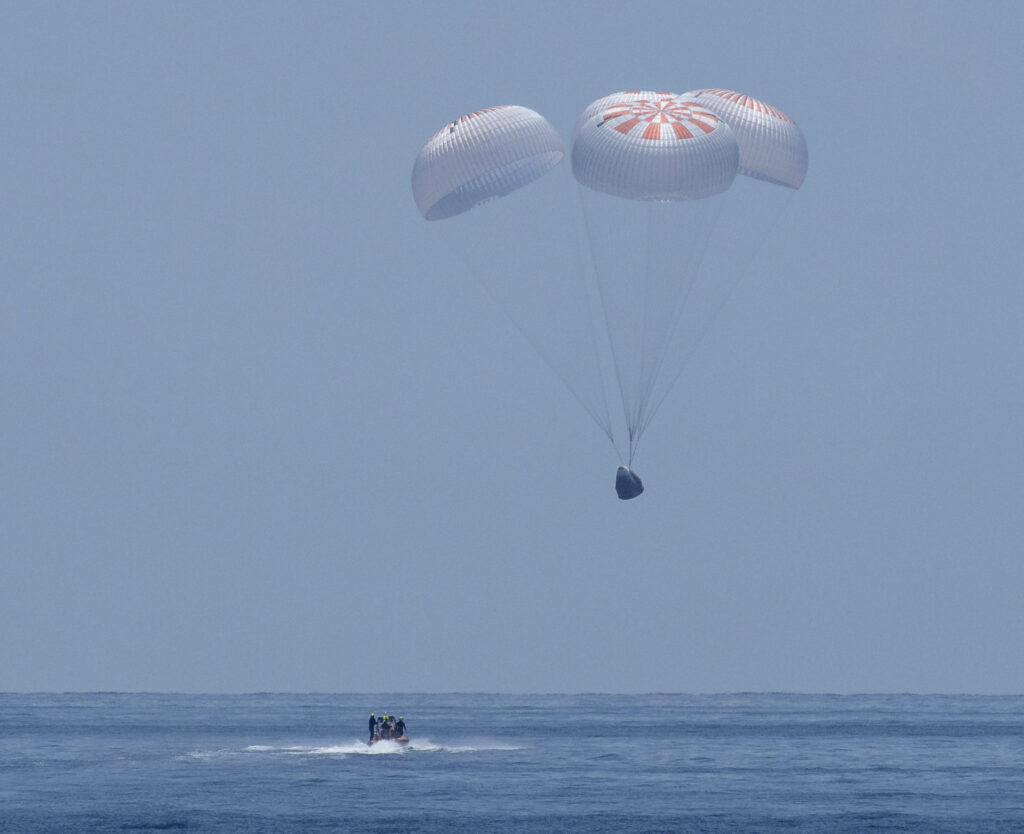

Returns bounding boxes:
[639,191,796,439]
[632,195,726,444]
[634,201,656,438]
[577,183,633,461]
[475,265,617,446]
[572,193,618,449]
[628,200,662,467]
[432,198,614,450]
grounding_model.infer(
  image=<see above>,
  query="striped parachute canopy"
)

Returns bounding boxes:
[412,105,564,221]
[571,91,739,201]
[684,89,808,189]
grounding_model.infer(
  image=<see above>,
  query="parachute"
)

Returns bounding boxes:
[572,91,738,201]
[412,105,564,221]
[684,89,808,189]
[412,90,806,499]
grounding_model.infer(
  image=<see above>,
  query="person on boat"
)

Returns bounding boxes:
[368,713,377,743]
[394,717,406,738]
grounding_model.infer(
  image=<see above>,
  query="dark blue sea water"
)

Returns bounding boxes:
[2,693,1022,832]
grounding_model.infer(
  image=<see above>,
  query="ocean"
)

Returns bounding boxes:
[2,693,1022,832]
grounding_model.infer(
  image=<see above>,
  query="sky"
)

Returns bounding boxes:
[2,0,1023,694]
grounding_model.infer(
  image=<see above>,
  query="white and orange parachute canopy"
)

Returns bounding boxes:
[411,105,564,221]
[571,91,739,201]
[684,89,807,189]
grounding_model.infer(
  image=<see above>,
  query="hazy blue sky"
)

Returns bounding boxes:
[3,1,1023,693]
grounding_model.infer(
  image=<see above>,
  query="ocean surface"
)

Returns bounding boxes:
[2,693,1022,832]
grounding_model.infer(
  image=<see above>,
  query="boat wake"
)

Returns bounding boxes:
[182,739,523,762]
[226,738,522,757]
